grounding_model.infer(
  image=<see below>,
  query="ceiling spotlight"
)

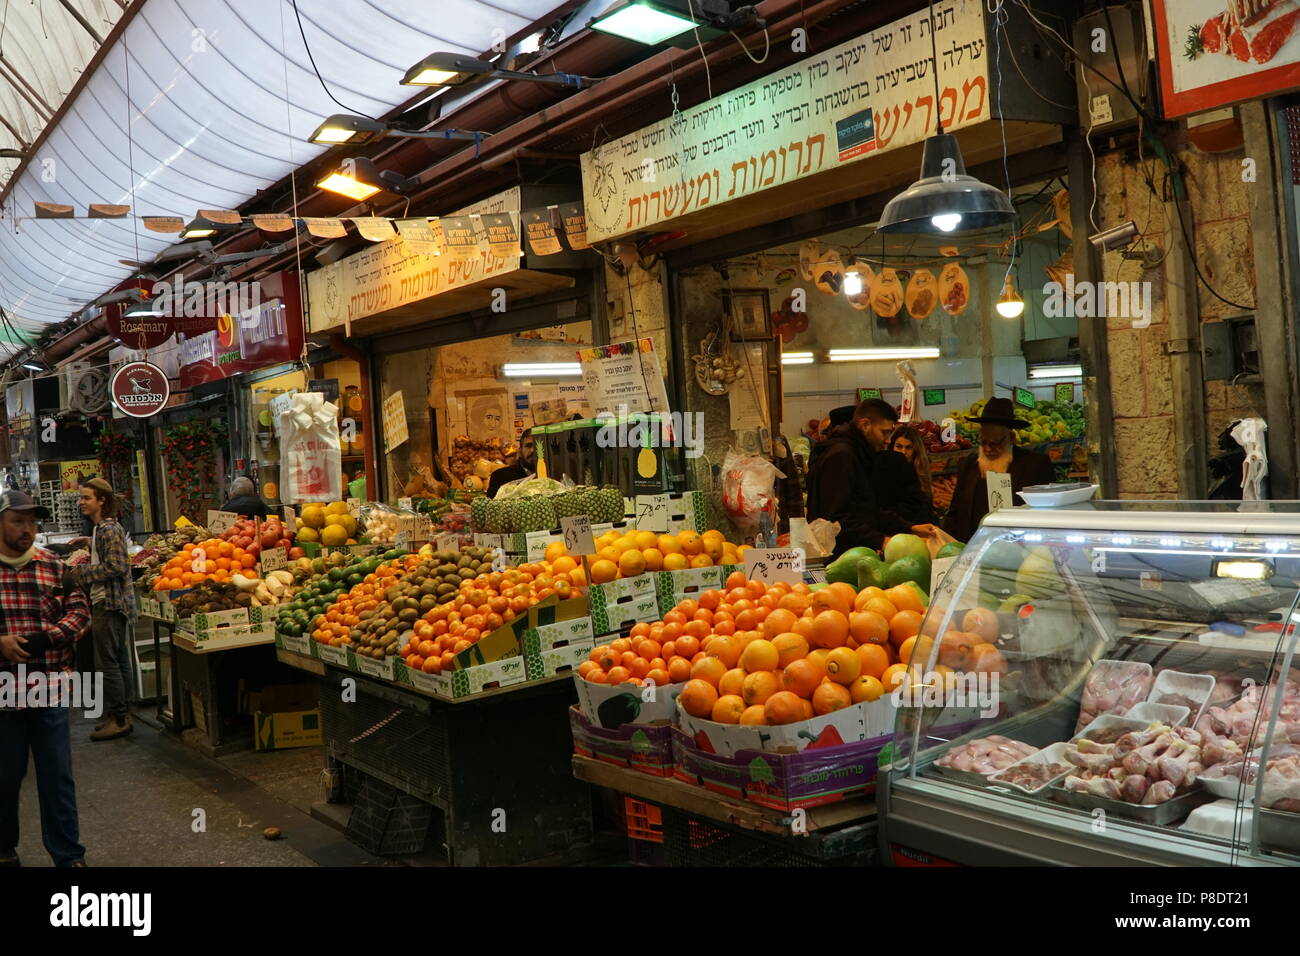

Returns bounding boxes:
[308,113,489,146]
[21,355,47,372]
[316,156,416,201]
[589,0,762,47]
[996,275,1025,319]
[843,271,863,297]
[401,51,596,89]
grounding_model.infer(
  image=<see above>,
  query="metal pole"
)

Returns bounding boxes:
[1164,197,1209,499]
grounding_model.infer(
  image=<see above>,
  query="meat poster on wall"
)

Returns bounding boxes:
[1153,0,1300,117]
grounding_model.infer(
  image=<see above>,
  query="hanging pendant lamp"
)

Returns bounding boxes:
[877,2,1014,235]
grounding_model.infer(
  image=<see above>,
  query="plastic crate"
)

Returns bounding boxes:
[344,770,434,856]
[660,808,875,867]
[624,797,663,843]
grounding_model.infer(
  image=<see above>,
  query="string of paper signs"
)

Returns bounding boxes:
[19,201,592,259]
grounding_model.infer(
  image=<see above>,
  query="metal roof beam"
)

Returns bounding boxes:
[56,0,106,45]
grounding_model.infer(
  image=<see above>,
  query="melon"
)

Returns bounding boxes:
[884,533,929,564]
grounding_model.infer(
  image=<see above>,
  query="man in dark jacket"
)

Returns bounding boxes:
[806,399,933,555]
[219,477,269,520]
[943,397,1057,542]
[487,428,536,497]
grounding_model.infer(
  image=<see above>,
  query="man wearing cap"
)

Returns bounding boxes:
[0,490,93,868]
[67,478,136,741]
[943,397,1056,542]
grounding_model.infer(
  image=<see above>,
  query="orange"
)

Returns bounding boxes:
[825,646,861,684]
[551,555,578,575]
[690,655,727,688]
[606,666,631,685]
[698,589,722,611]
[636,638,663,660]
[589,559,619,584]
[812,681,852,715]
[739,638,779,672]
[597,546,621,565]
[811,586,853,617]
[881,663,910,692]
[971,643,1007,674]
[629,622,651,640]
[889,610,923,646]
[898,635,934,667]
[763,608,798,640]
[677,531,704,555]
[701,535,726,563]
[680,679,719,718]
[792,615,816,644]
[711,694,746,724]
[544,540,568,563]
[849,674,885,703]
[689,553,713,568]
[809,609,850,649]
[855,643,891,679]
[885,583,926,615]
[719,667,746,697]
[706,635,742,669]
[662,552,689,572]
[939,631,975,671]
[657,534,684,555]
[771,632,809,668]
[634,530,659,551]
[640,548,665,572]
[801,698,815,720]
[863,597,898,620]
[963,607,1000,643]
[741,670,779,706]
[584,668,608,683]
[725,570,748,591]
[667,657,692,683]
[764,691,806,725]
[739,704,769,725]
[849,610,890,646]
[782,658,824,698]
[674,634,701,659]
[777,592,810,615]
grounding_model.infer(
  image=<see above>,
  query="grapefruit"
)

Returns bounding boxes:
[825,646,861,684]
[711,694,746,724]
[680,679,719,718]
[883,533,929,564]
[812,681,852,715]
[763,691,806,725]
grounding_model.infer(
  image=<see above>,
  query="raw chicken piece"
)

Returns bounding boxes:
[1122,734,1174,778]
[1141,780,1177,805]
[1153,737,1203,788]
[936,736,1039,773]
[1063,773,1123,800]
[1076,661,1154,733]
[1121,774,1150,803]
[1067,748,1118,775]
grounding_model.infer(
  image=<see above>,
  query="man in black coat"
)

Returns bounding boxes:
[943,397,1057,542]
[806,399,934,556]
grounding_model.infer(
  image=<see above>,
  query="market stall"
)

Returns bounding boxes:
[879,500,1300,867]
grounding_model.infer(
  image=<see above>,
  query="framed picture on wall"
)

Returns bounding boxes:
[724,289,771,340]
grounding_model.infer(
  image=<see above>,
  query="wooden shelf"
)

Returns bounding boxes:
[571,754,876,838]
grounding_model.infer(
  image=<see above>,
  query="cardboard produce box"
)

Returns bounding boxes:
[573,673,684,725]
[569,706,675,777]
[252,684,322,752]
[274,630,312,656]
[673,697,895,757]
[671,727,889,811]
[587,575,660,636]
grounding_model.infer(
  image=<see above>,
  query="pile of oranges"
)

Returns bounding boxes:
[152,537,261,591]
[545,528,747,585]
[580,573,933,726]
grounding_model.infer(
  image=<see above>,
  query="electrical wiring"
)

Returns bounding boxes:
[998,18,1074,110]
[291,0,375,120]
[686,0,714,100]
[731,27,771,64]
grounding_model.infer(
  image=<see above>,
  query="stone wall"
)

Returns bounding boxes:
[1093,132,1264,499]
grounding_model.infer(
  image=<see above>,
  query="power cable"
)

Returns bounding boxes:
[731,27,771,64]
[291,0,375,120]
[685,0,713,100]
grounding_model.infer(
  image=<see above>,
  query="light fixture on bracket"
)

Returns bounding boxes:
[589,0,764,47]
[316,156,416,201]
[308,113,490,150]
[401,51,598,89]
[179,214,235,241]
[877,1,1014,234]
[1088,220,1138,252]
[21,353,47,372]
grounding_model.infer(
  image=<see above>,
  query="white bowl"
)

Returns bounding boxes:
[1018,484,1099,508]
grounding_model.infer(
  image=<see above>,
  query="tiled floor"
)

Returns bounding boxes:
[12,709,390,867]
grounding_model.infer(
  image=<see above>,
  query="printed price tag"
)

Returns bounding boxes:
[1054,382,1075,403]
[397,497,413,512]
[259,549,288,573]
[1013,386,1035,409]
[561,515,596,557]
[857,387,882,402]
[634,494,670,533]
[743,547,805,584]
[206,510,238,534]
[922,388,946,406]
[986,471,1014,513]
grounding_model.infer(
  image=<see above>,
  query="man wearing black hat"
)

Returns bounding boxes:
[943,397,1056,542]
[0,491,92,867]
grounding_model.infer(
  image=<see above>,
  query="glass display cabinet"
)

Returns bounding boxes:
[880,502,1300,867]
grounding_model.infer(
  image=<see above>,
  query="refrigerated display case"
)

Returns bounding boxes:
[880,501,1300,867]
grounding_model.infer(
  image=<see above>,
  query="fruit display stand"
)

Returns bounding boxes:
[275,643,596,865]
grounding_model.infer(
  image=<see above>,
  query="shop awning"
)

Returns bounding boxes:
[0,0,566,328]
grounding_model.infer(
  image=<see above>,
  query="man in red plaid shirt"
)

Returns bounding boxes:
[0,491,92,867]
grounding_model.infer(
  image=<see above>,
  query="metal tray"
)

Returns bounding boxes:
[987,742,1075,797]
[932,764,1000,787]
[1048,783,1213,825]
[1258,809,1300,853]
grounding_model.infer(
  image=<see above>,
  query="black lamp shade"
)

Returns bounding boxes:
[877,133,1015,234]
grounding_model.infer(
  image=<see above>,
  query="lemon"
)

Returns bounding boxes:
[320,524,348,547]
[301,504,327,529]
[326,501,349,516]
[296,526,320,543]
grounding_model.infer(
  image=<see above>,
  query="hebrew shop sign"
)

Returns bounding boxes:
[580,0,991,243]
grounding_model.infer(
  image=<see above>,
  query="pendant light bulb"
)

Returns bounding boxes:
[996,275,1025,319]
[931,213,962,232]
[843,270,863,296]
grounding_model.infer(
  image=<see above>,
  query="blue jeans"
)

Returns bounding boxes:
[92,608,133,721]
[0,704,85,866]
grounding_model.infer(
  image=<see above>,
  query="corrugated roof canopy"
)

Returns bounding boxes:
[0,0,564,328]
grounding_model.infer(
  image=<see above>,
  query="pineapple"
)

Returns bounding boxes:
[598,486,625,523]
[579,487,602,522]
[483,498,507,534]
[471,495,488,533]
[551,491,581,520]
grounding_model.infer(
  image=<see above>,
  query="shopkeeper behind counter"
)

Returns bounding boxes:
[943,397,1055,542]
[487,428,536,497]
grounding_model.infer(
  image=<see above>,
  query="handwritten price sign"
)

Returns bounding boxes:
[561,515,596,556]
[634,494,669,533]
[206,510,238,535]
[743,548,805,584]
[260,548,288,573]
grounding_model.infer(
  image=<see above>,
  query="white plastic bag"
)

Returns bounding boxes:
[280,391,343,504]
[720,449,782,531]
[1231,418,1268,501]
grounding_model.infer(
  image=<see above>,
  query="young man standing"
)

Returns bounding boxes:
[68,478,137,741]
[0,490,92,868]
[487,428,537,497]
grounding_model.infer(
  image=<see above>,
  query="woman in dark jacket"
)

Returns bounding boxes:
[943,397,1056,542]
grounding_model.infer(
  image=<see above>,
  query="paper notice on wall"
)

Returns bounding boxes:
[351,217,397,242]
[513,391,531,438]
[729,345,768,429]
[383,391,409,453]
[521,209,563,255]
[480,213,520,258]
[530,384,565,426]
[558,379,590,417]
[441,216,481,262]
[560,202,589,250]
[395,218,444,256]
[303,217,347,238]
[577,338,671,417]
